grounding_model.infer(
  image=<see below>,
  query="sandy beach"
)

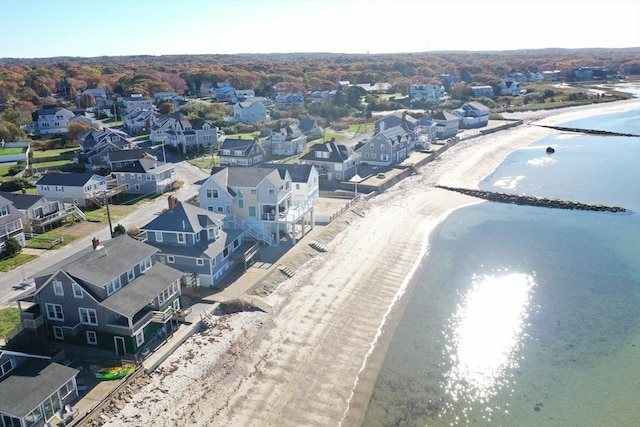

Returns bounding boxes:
[102,98,640,427]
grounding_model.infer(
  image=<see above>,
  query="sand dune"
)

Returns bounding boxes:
[102,98,639,427]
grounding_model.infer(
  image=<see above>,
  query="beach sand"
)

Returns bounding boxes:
[102,99,639,427]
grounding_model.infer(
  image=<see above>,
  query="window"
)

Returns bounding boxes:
[223,247,229,259]
[106,277,122,295]
[216,207,224,213]
[53,326,64,340]
[295,183,300,190]
[269,189,275,195]
[135,331,144,346]
[138,174,143,180]
[233,239,240,248]
[155,231,163,242]
[196,258,204,266]
[208,228,216,240]
[72,283,83,298]
[0,205,8,217]
[134,184,140,191]
[24,407,43,425]
[86,330,97,345]
[60,379,74,398]
[46,303,64,321]
[206,188,218,198]
[167,255,175,263]
[195,233,200,242]
[139,257,152,272]
[238,199,244,208]
[177,233,185,243]
[248,206,256,218]
[120,173,126,179]
[251,189,257,195]
[0,359,14,377]
[79,308,98,325]
[127,268,135,281]
[53,280,64,296]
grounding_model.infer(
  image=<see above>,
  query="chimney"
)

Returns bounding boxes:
[380,121,385,132]
[92,237,101,250]
[168,195,177,210]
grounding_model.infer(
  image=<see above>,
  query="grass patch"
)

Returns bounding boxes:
[0,307,21,337]
[31,159,74,168]
[0,147,24,156]
[189,155,219,171]
[25,225,76,249]
[83,204,138,223]
[0,253,38,272]
[321,131,349,143]
[225,132,261,140]
[0,163,14,178]
[31,147,80,158]
[346,122,374,134]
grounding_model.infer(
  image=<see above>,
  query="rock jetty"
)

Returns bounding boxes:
[535,124,640,137]
[436,185,626,213]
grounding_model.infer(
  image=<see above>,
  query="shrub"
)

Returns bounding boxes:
[1,238,22,259]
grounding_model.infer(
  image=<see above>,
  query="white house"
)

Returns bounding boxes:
[451,101,490,129]
[409,83,447,100]
[36,173,107,207]
[498,81,524,96]
[118,94,154,114]
[229,98,269,123]
[31,106,75,136]
[430,111,460,139]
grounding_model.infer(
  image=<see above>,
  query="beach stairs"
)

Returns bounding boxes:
[351,207,366,217]
[309,240,329,252]
[200,312,216,329]
[279,265,296,278]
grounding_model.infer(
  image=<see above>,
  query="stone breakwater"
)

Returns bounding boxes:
[535,124,640,138]
[435,185,627,213]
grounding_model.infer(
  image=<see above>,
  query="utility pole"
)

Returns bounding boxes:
[104,192,114,237]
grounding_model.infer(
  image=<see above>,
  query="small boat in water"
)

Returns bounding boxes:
[94,364,136,380]
[546,146,555,154]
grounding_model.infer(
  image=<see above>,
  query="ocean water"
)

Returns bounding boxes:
[362,107,640,426]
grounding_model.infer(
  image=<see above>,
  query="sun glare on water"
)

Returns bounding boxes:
[443,272,536,409]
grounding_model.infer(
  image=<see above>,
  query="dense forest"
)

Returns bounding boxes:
[1,48,639,140]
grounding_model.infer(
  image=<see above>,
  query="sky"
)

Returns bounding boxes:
[1,0,639,58]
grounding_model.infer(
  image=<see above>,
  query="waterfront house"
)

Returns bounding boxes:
[199,166,315,245]
[0,350,80,427]
[409,83,447,100]
[0,194,25,253]
[471,85,495,98]
[451,101,490,128]
[356,124,411,167]
[18,235,184,357]
[35,173,107,207]
[31,106,75,136]
[218,137,265,167]
[112,158,177,195]
[430,111,460,139]
[299,139,361,182]
[498,81,524,96]
[262,163,319,208]
[140,197,248,287]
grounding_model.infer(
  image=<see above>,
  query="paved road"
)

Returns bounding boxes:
[0,161,209,308]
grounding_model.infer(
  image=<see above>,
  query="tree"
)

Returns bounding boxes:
[67,122,91,141]
[2,237,22,258]
[158,102,175,114]
[0,120,26,142]
[113,223,127,237]
[79,92,96,109]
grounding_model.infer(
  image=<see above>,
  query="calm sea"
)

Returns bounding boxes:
[362,106,640,426]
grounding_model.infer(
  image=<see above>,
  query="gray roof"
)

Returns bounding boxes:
[0,194,27,224]
[112,157,173,174]
[0,359,77,418]
[431,111,459,121]
[150,227,244,260]
[220,138,257,154]
[101,262,183,317]
[108,148,156,162]
[300,139,351,164]
[142,202,224,234]
[0,192,53,210]
[34,235,158,288]
[261,163,314,183]
[36,172,100,187]
[213,167,284,188]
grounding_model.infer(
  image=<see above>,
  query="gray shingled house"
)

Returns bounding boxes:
[18,235,184,357]
[140,197,248,287]
[0,350,79,427]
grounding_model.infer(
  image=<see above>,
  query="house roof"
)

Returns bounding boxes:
[0,359,77,418]
[150,227,244,260]
[112,157,173,174]
[101,262,183,318]
[220,138,258,154]
[108,148,156,162]
[431,111,459,121]
[261,163,314,183]
[219,167,285,188]
[35,172,102,187]
[298,118,320,133]
[34,235,158,288]
[463,101,490,113]
[142,201,224,234]
[300,139,351,164]
[0,192,49,210]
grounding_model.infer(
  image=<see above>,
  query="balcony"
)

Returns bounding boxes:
[152,306,175,323]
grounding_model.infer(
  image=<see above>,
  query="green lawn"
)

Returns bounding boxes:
[226,132,262,140]
[31,147,80,158]
[25,227,73,249]
[31,159,74,168]
[0,307,21,337]
[0,163,13,178]
[189,155,219,171]
[321,131,349,143]
[0,147,24,156]
[346,122,374,133]
[0,253,38,272]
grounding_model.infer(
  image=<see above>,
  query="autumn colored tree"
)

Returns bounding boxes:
[158,102,175,114]
[79,92,96,109]
[67,122,91,141]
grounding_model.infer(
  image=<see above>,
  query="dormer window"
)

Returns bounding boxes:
[0,205,8,217]
[106,277,122,295]
[0,359,15,378]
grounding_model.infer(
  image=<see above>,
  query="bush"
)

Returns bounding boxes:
[0,178,32,192]
[1,238,22,259]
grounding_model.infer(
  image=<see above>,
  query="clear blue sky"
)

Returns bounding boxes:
[1,0,639,58]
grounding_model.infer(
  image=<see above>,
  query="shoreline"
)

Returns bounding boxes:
[102,98,640,427]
